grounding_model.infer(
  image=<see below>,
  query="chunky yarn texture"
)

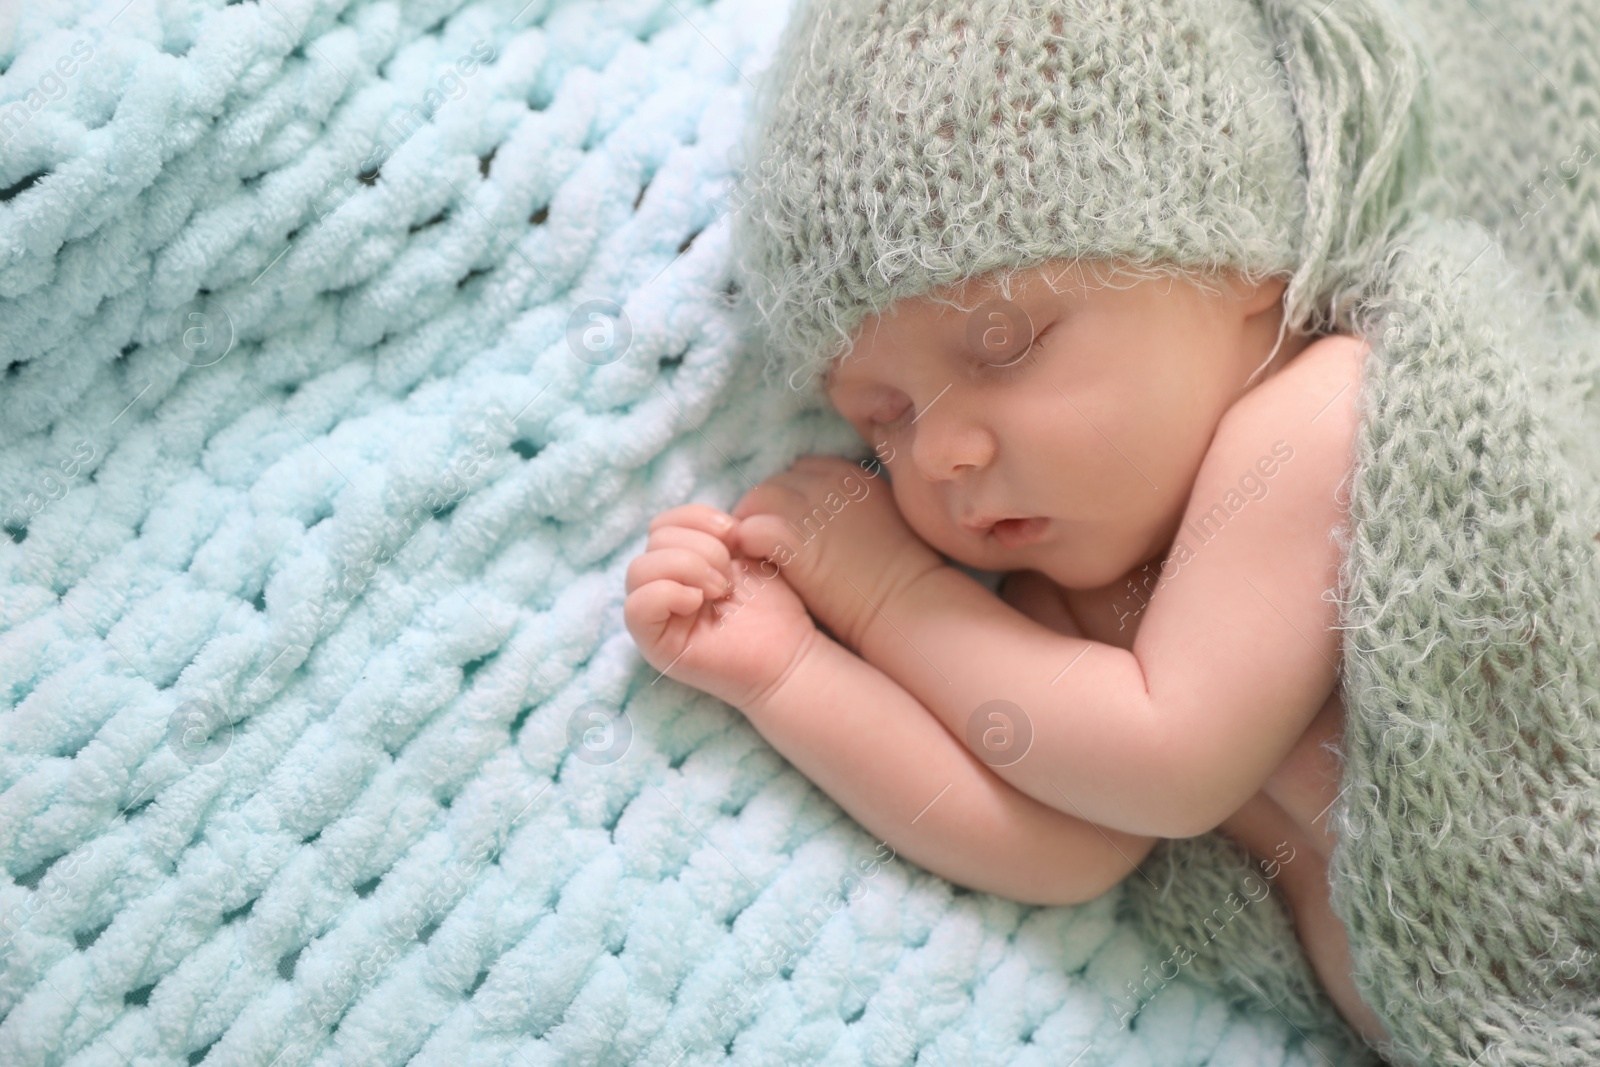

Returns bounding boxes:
[1,0,1598,1066]
[726,0,1433,399]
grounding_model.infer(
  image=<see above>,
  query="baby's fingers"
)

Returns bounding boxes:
[626,548,734,600]
[647,524,733,581]
[649,503,738,542]
[625,578,705,628]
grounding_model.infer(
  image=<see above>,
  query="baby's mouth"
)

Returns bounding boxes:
[986,517,1050,548]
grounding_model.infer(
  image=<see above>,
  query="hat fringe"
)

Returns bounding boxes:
[1261,0,1436,336]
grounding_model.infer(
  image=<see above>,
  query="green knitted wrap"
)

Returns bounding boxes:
[1121,215,1600,1066]
[1117,0,1600,1060]
[726,0,1432,399]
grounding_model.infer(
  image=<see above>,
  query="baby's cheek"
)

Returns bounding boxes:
[885,483,924,527]
[893,492,960,556]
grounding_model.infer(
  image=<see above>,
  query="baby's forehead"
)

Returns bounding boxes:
[823,259,1236,394]
[824,263,1082,381]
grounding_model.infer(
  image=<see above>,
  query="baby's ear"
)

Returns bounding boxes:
[1259,0,1435,334]
[1221,271,1290,317]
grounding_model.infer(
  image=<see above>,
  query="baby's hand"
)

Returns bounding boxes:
[624,503,818,711]
[731,455,943,653]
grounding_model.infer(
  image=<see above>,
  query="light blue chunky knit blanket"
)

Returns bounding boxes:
[2,2,1598,1067]
[0,1,1343,1064]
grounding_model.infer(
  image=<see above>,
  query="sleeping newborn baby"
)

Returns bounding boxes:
[624,260,1385,1046]
[625,0,1433,1055]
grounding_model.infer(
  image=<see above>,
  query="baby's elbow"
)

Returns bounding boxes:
[1140,730,1247,839]
[1022,834,1163,907]
[966,854,1145,908]
[997,877,1115,908]
[1151,784,1245,840]
[1037,886,1114,907]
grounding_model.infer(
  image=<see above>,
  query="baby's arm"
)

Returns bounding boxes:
[739,336,1366,840]
[744,625,1159,906]
[899,336,1364,837]
[624,499,1154,906]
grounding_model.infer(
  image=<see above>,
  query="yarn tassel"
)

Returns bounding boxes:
[1260,0,1436,336]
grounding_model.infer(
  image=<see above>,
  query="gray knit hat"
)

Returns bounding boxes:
[726,0,1434,399]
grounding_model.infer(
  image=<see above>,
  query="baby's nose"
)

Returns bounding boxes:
[909,401,996,479]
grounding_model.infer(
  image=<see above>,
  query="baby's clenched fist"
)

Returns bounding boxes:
[730,455,943,654]
[624,503,818,712]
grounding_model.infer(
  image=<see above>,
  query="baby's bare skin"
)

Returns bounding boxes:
[624,259,1389,1048]
[1029,569,1389,1046]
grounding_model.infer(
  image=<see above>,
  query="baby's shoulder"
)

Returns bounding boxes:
[1223,332,1368,445]
[1200,333,1368,521]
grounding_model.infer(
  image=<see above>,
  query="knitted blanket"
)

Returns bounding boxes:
[1118,1,1600,1064]
[0,2,1347,1066]
[4,3,1598,1067]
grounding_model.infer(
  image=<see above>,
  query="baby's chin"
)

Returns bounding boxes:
[931,533,1143,594]
[901,502,1146,588]
[917,528,1060,583]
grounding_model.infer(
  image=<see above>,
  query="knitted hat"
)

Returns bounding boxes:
[725,0,1434,400]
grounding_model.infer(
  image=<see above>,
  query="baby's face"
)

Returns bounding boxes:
[824,260,1301,593]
